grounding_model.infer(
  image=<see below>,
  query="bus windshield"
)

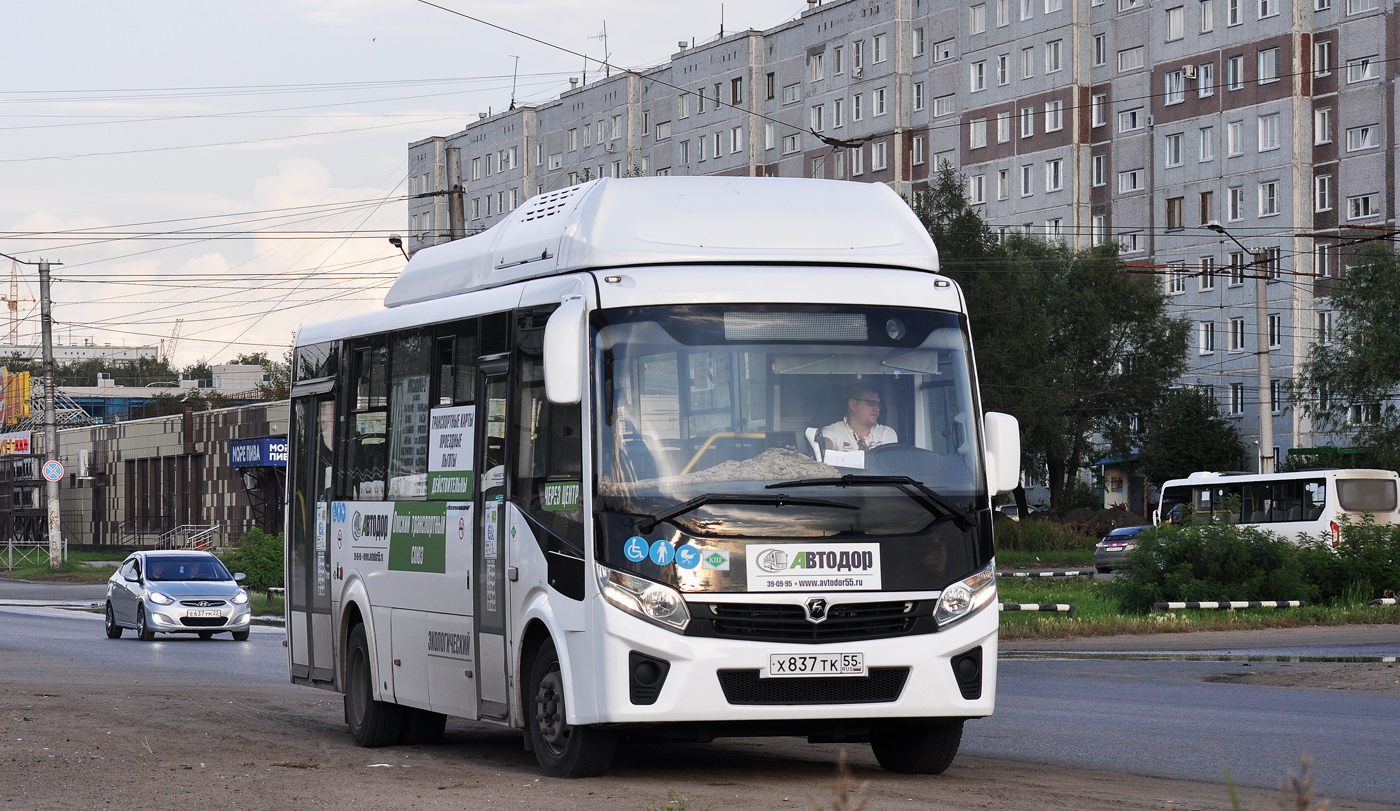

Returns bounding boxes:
[593,303,988,593]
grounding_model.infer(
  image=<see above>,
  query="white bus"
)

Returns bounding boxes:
[285,177,1020,777]
[1155,469,1400,545]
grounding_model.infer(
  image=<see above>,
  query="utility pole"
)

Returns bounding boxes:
[1255,248,1273,474]
[39,260,63,568]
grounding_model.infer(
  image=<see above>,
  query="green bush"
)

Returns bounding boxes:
[993,515,1097,552]
[1108,520,1314,613]
[220,529,284,592]
[1296,516,1400,603]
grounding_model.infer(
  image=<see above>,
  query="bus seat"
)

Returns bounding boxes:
[804,427,823,461]
[1286,505,1302,522]
[1250,511,1267,523]
[621,438,660,482]
[1307,506,1322,521]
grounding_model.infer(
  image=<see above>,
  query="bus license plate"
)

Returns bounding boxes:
[185,609,221,618]
[765,653,865,678]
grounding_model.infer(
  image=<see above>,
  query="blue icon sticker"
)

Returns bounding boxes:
[624,536,649,563]
[675,545,701,570]
[649,539,675,566]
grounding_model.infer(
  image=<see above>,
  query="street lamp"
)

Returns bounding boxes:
[1204,221,1274,474]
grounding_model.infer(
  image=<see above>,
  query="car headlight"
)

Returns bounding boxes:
[597,565,690,633]
[232,589,249,605]
[934,563,997,627]
[148,591,174,606]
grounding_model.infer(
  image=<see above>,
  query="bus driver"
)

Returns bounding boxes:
[822,385,897,452]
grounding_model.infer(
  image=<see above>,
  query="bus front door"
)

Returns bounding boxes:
[289,392,336,686]
[474,363,511,720]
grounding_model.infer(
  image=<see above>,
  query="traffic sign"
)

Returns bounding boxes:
[42,460,64,482]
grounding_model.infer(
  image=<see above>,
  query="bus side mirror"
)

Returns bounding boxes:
[543,296,587,405]
[983,412,1021,496]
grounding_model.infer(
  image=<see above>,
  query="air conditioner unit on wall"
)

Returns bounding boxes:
[1183,64,1197,79]
[852,66,863,79]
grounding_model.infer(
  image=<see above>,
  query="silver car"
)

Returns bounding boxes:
[105,551,252,641]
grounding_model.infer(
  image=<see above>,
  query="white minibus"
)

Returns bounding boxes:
[1155,468,1400,545]
[285,177,1020,777]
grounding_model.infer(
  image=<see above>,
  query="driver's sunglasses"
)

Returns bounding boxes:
[857,398,882,408]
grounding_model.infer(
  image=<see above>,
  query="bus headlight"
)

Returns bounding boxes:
[597,565,690,633]
[934,563,997,628]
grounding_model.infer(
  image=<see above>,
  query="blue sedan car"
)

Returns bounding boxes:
[105,551,252,641]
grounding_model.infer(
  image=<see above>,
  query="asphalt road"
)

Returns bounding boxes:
[3,579,1397,805]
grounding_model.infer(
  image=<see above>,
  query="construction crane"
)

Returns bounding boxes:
[2,260,34,346]
[160,319,183,364]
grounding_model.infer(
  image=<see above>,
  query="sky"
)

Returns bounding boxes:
[1,0,805,368]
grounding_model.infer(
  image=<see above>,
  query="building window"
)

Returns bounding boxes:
[1199,126,1215,161]
[1199,256,1216,291]
[1021,164,1034,196]
[971,61,987,92]
[1229,252,1247,285]
[1315,175,1332,212]
[1094,34,1107,66]
[1346,0,1378,12]
[933,95,955,117]
[1268,313,1282,349]
[711,132,722,159]
[1346,124,1379,151]
[834,97,845,127]
[1313,40,1331,76]
[810,52,825,83]
[853,94,864,120]
[934,39,955,61]
[1230,317,1247,352]
[998,169,1010,200]
[997,54,1010,85]
[874,87,887,116]
[1167,261,1187,293]
[1046,0,1064,10]
[783,84,801,105]
[913,83,925,111]
[1165,70,1186,104]
[762,123,774,150]
[970,4,987,33]
[1121,231,1145,253]
[1021,0,1034,19]
[970,119,988,149]
[1200,190,1214,224]
[1119,108,1143,132]
[1118,47,1145,72]
[1199,321,1216,354]
[1166,6,1185,39]
[1199,62,1215,97]
[1092,154,1106,186]
[1165,132,1183,166]
[1020,106,1035,137]
[854,39,865,70]
[1228,0,1242,23]
[872,141,888,170]
[1346,56,1378,83]
[1230,383,1245,415]
[997,0,1011,25]
[1200,0,1214,30]
[1317,311,1332,345]
[1021,47,1034,78]
[1046,159,1064,191]
[913,28,925,57]
[1166,196,1185,230]
[997,111,1011,143]
[1044,99,1063,132]
[1314,108,1332,144]
[1045,39,1063,73]
[1228,186,1244,220]
[874,33,887,62]
[1347,194,1379,220]
[969,174,986,204]
[730,126,744,154]
[1091,94,1106,126]
[1257,47,1279,83]
[912,136,926,166]
[1119,169,1143,193]
[850,145,864,176]
[1315,243,1333,278]
[780,134,799,155]
[1046,218,1063,239]
[1226,55,1244,89]
[833,47,844,74]
[810,105,825,133]
[1258,0,1277,16]
[1258,113,1279,151]
[1227,121,1243,156]
[1258,181,1279,216]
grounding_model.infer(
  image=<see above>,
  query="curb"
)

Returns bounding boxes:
[1153,600,1307,610]
[997,569,1096,579]
[1001,602,1075,616]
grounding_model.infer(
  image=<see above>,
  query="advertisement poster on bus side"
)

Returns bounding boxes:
[388,501,448,573]
[745,543,882,592]
[428,405,475,500]
[330,501,393,581]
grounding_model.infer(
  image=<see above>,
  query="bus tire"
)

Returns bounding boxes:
[400,707,446,745]
[345,623,404,747]
[870,720,963,775]
[526,638,616,778]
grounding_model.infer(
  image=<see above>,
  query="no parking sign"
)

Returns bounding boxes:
[42,460,63,482]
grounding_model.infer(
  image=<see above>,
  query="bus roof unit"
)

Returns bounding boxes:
[384,176,940,308]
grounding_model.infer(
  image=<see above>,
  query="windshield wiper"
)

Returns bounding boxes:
[765,475,977,530]
[633,493,858,534]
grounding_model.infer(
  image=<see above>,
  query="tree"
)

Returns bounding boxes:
[1294,243,1400,471]
[231,350,291,400]
[911,166,1190,510]
[1138,386,1248,485]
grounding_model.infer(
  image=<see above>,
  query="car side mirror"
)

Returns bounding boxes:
[982,412,1021,496]
[543,296,587,405]
[123,572,139,583]
[234,573,246,582]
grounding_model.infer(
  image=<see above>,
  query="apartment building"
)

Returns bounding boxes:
[406,0,1395,463]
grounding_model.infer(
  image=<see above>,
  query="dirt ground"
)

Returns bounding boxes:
[3,651,1396,811]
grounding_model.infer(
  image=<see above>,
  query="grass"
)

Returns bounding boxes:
[1,551,123,583]
[997,577,1400,640]
[996,549,1094,569]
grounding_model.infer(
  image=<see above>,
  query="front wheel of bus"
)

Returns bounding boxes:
[527,639,616,778]
[345,624,404,747]
[870,720,964,774]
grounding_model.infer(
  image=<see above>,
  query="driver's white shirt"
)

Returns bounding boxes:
[821,418,897,452]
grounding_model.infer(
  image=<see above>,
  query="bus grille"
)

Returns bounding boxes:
[717,667,910,705]
[704,601,920,643]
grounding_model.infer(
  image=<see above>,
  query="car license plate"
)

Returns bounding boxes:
[765,653,865,678]
[185,609,222,618]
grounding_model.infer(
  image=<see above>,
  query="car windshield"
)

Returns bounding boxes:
[146,556,231,582]
[593,303,989,593]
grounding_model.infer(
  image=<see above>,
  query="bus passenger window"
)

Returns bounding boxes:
[387,332,431,499]
[343,343,389,500]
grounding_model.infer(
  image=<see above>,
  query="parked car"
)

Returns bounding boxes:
[997,504,1050,522]
[105,550,252,641]
[1094,525,1148,573]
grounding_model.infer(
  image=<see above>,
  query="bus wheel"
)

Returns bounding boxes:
[345,624,404,747]
[526,638,616,778]
[870,720,964,774]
